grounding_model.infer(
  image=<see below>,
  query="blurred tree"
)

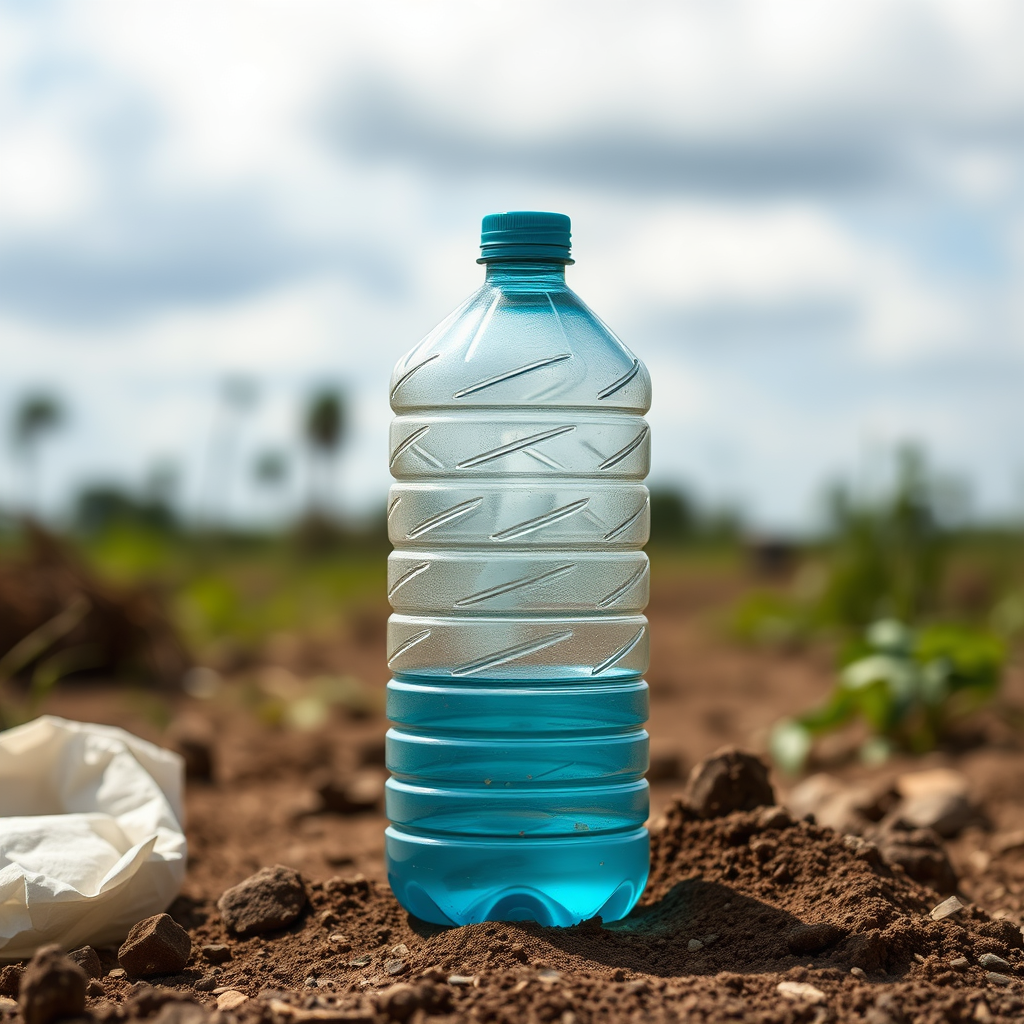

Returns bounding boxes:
[253,449,290,526]
[303,388,347,518]
[75,483,178,535]
[11,392,66,517]
[648,487,694,545]
[821,446,950,626]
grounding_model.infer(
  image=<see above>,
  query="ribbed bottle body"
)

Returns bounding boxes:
[386,262,651,926]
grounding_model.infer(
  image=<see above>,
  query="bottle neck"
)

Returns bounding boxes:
[484,261,567,287]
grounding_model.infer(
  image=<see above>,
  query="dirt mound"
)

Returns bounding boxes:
[38,795,1019,1024]
[0,526,189,702]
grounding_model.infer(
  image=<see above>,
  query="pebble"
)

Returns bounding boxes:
[108,968,127,979]
[66,945,103,979]
[687,940,704,952]
[873,826,958,895]
[893,792,973,838]
[390,943,409,956]
[448,975,475,986]
[850,967,867,979]
[378,983,421,1022]
[986,972,1012,987]
[217,864,308,936]
[18,945,87,1024]
[683,747,775,819]
[930,895,965,921]
[349,955,372,968]
[979,953,1011,970]
[201,944,232,964]
[216,990,248,1011]
[777,981,826,1004]
[385,960,406,976]
[118,914,192,977]
[950,957,969,969]
[86,980,105,997]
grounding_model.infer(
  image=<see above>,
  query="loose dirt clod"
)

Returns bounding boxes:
[0,965,22,997]
[217,863,308,935]
[683,747,775,818]
[19,945,87,1024]
[118,914,192,977]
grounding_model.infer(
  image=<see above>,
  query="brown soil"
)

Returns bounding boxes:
[6,566,1024,1022]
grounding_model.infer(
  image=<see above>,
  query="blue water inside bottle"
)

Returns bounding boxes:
[385,212,652,926]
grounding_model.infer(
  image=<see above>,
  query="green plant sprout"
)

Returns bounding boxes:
[770,618,1004,774]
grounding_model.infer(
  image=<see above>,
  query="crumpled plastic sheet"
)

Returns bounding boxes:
[0,715,186,958]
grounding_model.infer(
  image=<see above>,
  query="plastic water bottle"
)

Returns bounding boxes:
[385,211,651,926]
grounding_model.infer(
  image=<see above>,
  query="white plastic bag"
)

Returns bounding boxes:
[0,715,187,958]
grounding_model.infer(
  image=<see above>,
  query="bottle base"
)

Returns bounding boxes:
[385,825,649,927]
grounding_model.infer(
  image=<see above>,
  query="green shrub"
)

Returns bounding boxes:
[770,618,1004,773]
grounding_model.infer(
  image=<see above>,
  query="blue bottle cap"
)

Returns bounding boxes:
[478,211,574,264]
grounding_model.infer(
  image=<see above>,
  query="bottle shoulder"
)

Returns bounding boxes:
[391,281,651,414]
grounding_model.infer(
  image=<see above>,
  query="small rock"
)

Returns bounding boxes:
[0,997,17,1010]
[385,960,407,976]
[151,1005,209,1024]
[217,864,308,936]
[950,957,969,969]
[18,945,87,1024]
[118,914,192,977]
[897,767,969,800]
[772,862,793,884]
[0,965,23,997]
[448,975,475,986]
[986,972,1012,987]
[875,826,958,894]
[66,946,103,979]
[758,805,793,830]
[930,895,965,921]
[349,954,372,968]
[891,791,973,838]
[108,968,126,979]
[777,981,826,1004]
[687,939,703,952]
[683,747,774,819]
[87,980,106,997]
[390,943,409,956]
[787,775,897,834]
[979,953,1011,970]
[850,967,867,979]
[201,944,232,964]
[787,923,844,955]
[216,991,248,1011]
[378,983,421,1022]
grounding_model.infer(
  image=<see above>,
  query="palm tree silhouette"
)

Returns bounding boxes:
[11,393,66,518]
[303,388,347,519]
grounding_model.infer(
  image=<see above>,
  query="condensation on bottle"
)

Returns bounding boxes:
[385,211,652,926]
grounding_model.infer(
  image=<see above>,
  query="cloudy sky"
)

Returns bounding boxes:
[2,0,1023,530]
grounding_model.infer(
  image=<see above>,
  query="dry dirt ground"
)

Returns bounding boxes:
[5,568,1024,1023]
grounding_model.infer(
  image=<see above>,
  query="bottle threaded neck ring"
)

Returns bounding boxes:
[477,211,574,264]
